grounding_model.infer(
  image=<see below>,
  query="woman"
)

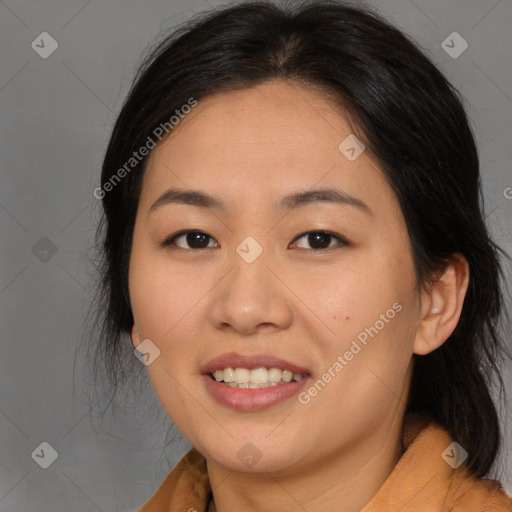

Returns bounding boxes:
[87,1,512,510]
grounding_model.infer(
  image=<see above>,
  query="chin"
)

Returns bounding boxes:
[203,436,307,474]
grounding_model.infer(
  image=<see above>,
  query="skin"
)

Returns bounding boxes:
[128,80,469,512]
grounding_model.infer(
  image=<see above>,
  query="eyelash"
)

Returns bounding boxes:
[160,229,350,251]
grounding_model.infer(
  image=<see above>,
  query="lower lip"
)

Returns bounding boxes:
[202,374,310,411]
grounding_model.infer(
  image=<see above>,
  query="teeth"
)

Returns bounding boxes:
[224,368,235,382]
[234,368,250,383]
[210,366,306,388]
[250,367,268,384]
[282,370,293,382]
[268,368,282,383]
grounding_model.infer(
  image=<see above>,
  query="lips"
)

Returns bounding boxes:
[202,374,310,411]
[200,352,312,411]
[200,352,311,376]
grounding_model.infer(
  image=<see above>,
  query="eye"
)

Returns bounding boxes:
[161,230,218,250]
[289,230,349,250]
[162,229,349,251]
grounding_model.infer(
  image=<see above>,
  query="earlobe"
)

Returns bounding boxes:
[131,324,140,349]
[413,254,470,356]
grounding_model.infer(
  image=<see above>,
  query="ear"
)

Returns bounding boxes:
[414,253,470,356]
[130,324,140,349]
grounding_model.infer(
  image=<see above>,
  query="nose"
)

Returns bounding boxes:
[207,244,293,336]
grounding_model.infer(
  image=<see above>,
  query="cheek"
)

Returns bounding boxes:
[300,308,415,438]
[298,258,406,337]
[299,251,417,403]
[129,242,226,387]
[129,250,206,430]
[129,242,200,337]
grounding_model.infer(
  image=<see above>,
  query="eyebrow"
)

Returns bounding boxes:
[149,187,372,215]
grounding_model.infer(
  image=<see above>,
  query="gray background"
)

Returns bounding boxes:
[1,0,511,510]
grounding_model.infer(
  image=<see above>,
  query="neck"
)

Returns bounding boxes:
[206,413,405,512]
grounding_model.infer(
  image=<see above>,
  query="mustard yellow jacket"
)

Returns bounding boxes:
[136,415,512,511]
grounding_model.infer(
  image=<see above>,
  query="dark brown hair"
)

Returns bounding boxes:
[83,0,512,477]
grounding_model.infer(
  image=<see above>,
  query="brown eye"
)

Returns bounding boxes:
[290,231,349,250]
[162,230,217,250]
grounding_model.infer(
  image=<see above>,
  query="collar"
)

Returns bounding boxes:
[137,413,512,511]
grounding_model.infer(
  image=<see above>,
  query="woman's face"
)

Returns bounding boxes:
[128,80,422,474]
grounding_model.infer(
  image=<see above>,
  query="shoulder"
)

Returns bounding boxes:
[449,476,512,511]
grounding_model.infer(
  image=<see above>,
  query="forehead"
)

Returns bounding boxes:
[140,80,394,215]
[151,80,355,162]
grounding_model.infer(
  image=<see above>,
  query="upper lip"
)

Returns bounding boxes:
[201,352,311,375]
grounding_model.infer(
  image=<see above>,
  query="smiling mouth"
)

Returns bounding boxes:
[209,366,307,389]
